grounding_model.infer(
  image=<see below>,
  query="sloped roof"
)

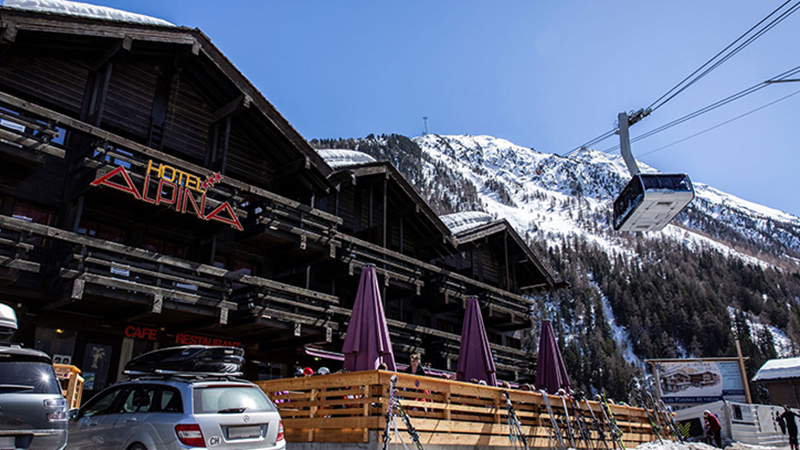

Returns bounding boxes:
[327,160,456,249]
[447,216,559,291]
[753,357,800,382]
[0,4,334,192]
[5,0,174,26]
[440,211,493,235]
[318,149,377,168]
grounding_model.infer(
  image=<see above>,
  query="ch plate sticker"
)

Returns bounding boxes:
[208,435,221,447]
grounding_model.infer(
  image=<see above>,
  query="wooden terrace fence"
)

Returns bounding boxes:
[256,370,659,448]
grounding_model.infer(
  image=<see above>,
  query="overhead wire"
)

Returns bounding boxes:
[647,0,800,113]
[600,63,800,153]
[638,87,800,158]
[560,0,800,158]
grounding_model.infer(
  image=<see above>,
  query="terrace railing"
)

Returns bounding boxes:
[257,370,658,449]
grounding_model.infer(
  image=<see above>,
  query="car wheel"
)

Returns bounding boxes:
[128,444,146,450]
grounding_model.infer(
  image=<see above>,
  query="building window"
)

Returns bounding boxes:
[144,237,187,259]
[78,220,126,243]
[12,202,53,226]
[12,202,53,245]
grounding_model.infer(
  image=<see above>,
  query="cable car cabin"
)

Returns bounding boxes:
[613,173,695,232]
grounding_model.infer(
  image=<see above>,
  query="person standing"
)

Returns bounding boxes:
[778,405,799,450]
[403,353,425,375]
[703,409,722,448]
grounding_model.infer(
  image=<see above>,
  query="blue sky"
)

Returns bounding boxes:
[22,1,800,216]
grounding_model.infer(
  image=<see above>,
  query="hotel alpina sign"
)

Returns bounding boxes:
[91,160,244,231]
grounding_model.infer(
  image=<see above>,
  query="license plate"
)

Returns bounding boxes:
[0,437,14,450]
[227,425,262,439]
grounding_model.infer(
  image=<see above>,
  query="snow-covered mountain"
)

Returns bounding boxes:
[413,134,800,265]
[311,132,800,399]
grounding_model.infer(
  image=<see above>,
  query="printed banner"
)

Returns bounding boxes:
[656,360,746,404]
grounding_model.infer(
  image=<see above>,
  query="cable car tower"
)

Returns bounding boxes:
[613,110,695,232]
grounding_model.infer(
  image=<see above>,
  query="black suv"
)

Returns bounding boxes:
[0,304,68,450]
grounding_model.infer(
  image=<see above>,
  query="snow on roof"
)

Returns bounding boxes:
[317,149,376,168]
[752,357,800,382]
[440,211,493,235]
[2,0,175,27]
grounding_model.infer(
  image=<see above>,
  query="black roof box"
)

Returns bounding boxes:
[124,346,244,377]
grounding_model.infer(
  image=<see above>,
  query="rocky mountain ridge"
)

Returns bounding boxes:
[310,133,800,399]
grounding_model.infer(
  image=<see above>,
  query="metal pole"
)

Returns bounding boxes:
[618,112,640,176]
[735,339,753,403]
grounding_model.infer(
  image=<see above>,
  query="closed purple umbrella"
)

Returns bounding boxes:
[456,297,497,386]
[342,264,396,371]
[535,320,570,394]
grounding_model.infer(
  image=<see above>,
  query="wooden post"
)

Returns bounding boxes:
[736,339,753,403]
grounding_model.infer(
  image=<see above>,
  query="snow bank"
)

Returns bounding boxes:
[634,440,786,450]
[2,0,175,27]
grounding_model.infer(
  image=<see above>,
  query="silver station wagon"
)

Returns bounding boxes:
[68,346,285,450]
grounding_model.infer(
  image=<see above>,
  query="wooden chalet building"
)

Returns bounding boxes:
[0,5,561,396]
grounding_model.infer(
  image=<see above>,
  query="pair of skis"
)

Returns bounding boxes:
[599,393,626,450]
[382,374,424,450]
[638,376,683,443]
[503,390,530,450]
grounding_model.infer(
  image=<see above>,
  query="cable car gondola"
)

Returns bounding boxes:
[613,173,694,232]
[612,110,695,232]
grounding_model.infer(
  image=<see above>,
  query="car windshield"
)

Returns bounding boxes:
[0,361,61,394]
[193,385,275,414]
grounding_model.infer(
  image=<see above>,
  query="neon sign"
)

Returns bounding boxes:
[91,160,243,231]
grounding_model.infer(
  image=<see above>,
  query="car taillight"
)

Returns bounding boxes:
[43,398,67,408]
[44,398,67,422]
[276,420,284,442]
[175,423,206,447]
[47,410,68,422]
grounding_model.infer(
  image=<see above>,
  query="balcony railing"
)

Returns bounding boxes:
[257,370,658,448]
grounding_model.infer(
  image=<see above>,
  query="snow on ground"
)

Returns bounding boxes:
[634,441,788,450]
[727,307,795,357]
[694,183,800,225]
[587,276,640,365]
[661,224,772,269]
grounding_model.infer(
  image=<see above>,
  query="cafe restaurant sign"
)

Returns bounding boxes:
[91,160,243,230]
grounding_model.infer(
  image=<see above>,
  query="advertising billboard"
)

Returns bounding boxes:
[654,360,747,404]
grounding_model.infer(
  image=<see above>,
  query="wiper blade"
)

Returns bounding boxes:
[217,407,247,414]
[0,384,34,391]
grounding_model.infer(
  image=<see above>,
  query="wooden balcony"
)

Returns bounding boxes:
[257,370,659,449]
[0,224,40,285]
[0,215,343,335]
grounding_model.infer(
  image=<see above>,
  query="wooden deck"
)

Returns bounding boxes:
[257,370,659,449]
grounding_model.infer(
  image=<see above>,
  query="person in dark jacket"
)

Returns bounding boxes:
[778,405,799,450]
[704,409,722,448]
[403,353,425,375]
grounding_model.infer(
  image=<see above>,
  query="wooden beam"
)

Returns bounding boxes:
[92,35,132,71]
[0,128,65,158]
[273,156,311,182]
[212,94,251,122]
[0,90,342,226]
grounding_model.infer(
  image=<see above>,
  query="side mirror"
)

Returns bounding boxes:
[68,408,79,421]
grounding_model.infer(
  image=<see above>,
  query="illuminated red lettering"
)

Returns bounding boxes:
[205,202,244,231]
[124,325,157,341]
[181,187,206,219]
[140,173,156,204]
[156,179,178,206]
[90,166,141,200]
